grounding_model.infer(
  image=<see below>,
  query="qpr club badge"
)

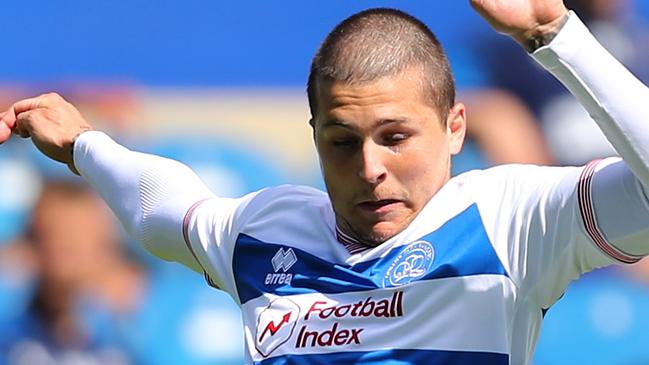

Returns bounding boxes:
[383,240,435,287]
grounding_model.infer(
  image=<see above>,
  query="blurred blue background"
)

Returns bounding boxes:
[1,1,649,364]
[0,1,489,86]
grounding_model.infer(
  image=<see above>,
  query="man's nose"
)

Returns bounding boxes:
[358,141,387,185]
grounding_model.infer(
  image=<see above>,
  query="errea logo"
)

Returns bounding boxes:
[272,247,297,272]
[265,247,297,286]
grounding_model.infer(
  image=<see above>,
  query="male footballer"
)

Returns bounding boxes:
[2,0,649,363]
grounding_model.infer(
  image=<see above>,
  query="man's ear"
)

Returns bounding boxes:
[446,102,467,155]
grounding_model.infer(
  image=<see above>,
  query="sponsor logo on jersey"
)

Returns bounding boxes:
[384,241,435,287]
[255,297,301,357]
[266,247,297,286]
[255,291,404,357]
[295,291,404,349]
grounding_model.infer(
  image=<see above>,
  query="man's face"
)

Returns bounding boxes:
[32,191,116,289]
[312,66,466,245]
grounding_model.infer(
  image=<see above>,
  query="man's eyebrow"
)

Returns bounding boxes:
[322,119,350,128]
[373,118,411,128]
[322,118,412,129]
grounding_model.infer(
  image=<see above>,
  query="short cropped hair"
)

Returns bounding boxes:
[307,8,456,123]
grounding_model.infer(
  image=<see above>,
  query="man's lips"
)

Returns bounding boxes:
[357,199,403,213]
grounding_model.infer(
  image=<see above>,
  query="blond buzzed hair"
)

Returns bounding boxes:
[307,8,455,123]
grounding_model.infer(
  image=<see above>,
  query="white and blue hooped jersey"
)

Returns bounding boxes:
[70,13,649,365]
[180,159,642,365]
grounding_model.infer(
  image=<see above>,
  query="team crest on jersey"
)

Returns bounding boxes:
[383,240,435,287]
[255,297,301,357]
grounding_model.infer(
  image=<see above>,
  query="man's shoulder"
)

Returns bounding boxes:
[234,185,339,263]
[452,163,581,189]
[250,184,329,206]
[237,184,333,226]
[443,163,582,221]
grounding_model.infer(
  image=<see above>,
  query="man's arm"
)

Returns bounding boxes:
[472,0,649,259]
[529,13,649,188]
[0,94,217,272]
[471,0,649,186]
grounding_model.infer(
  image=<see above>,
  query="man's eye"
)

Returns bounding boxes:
[384,133,409,145]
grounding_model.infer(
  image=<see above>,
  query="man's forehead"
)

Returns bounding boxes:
[318,66,429,101]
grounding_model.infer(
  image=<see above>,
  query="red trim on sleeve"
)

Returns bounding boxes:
[181,198,222,290]
[578,160,642,264]
[182,198,211,269]
[204,271,221,290]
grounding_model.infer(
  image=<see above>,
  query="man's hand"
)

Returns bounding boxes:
[0,93,92,174]
[470,0,569,51]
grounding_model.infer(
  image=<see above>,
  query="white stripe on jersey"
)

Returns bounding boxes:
[242,275,515,362]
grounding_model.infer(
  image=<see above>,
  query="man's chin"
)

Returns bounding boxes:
[359,221,405,246]
[337,212,412,247]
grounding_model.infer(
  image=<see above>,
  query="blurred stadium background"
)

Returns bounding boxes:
[1,1,649,364]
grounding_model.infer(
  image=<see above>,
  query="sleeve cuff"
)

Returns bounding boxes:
[72,131,115,177]
[531,11,595,69]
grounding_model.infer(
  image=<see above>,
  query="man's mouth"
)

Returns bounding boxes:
[357,199,402,214]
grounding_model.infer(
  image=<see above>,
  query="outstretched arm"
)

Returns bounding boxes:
[472,0,649,259]
[471,0,649,186]
[0,93,216,272]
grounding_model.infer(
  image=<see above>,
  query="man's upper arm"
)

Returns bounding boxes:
[589,158,649,258]
[507,160,648,308]
[506,10,649,306]
[73,131,255,285]
[178,194,259,295]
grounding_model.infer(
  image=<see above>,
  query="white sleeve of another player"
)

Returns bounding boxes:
[531,12,649,258]
[73,131,250,286]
